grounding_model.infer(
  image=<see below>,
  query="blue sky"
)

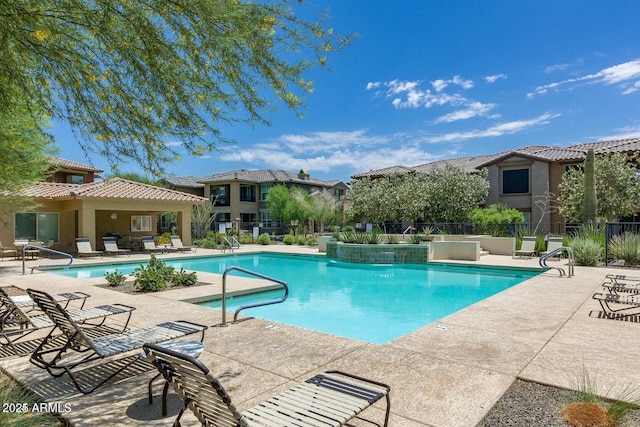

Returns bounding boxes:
[53,0,640,183]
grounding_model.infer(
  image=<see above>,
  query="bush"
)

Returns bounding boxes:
[296,236,306,245]
[158,232,171,245]
[608,232,640,265]
[283,234,295,245]
[194,230,219,249]
[0,373,60,427]
[342,225,355,232]
[408,235,422,244]
[385,234,399,244]
[306,236,317,246]
[104,270,126,287]
[131,254,175,292]
[172,268,198,287]
[367,232,383,244]
[238,234,253,244]
[257,233,271,245]
[570,237,602,266]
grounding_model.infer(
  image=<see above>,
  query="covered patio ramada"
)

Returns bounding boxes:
[0,178,208,254]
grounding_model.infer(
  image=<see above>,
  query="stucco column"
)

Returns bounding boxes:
[77,206,97,248]
[177,209,193,245]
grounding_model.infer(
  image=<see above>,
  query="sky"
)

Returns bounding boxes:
[53,0,640,183]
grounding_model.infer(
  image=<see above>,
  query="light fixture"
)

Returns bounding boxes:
[110,213,118,220]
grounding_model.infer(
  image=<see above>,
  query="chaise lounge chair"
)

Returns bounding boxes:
[27,288,207,394]
[170,235,196,253]
[75,237,102,257]
[142,236,172,254]
[102,236,131,256]
[0,287,134,356]
[512,236,537,258]
[592,292,640,319]
[143,342,391,427]
[540,236,565,259]
[0,241,18,261]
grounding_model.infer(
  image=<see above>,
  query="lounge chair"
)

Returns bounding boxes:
[142,236,170,253]
[102,236,130,256]
[26,288,207,394]
[75,237,102,257]
[0,241,18,261]
[512,236,538,258]
[170,235,195,252]
[540,236,565,258]
[0,287,134,355]
[592,292,640,318]
[143,342,391,427]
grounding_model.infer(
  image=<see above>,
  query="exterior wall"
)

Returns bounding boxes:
[326,241,428,264]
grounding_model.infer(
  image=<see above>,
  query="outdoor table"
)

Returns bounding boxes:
[142,340,205,416]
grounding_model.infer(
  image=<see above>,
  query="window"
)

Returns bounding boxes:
[240,184,256,202]
[260,212,272,227]
[70,175,84,184]
[15,213,59,242]
[260,184,272,201]
[502,168,529,194]
[211,185,230,206]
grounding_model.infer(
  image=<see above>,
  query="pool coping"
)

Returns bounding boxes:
[0,245,637,426]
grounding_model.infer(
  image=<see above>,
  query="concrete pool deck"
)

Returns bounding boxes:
[0,245,637,426]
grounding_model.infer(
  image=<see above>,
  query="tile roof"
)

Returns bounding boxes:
[351,137,640,178]
[48,157,103,173]
[198,169,343,188]
[23,178,207,203]
[162,176,205,188]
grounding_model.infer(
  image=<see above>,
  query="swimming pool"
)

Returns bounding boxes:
[51,253,541,344]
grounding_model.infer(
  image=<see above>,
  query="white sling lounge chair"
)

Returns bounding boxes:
[102,236,130,256]
[75,237,102,257]
[170,235,195,252]
[27,288,207,394]
[143,342,391,427]
[512,236,537,258]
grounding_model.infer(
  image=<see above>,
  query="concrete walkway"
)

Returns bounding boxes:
[0,245,636,426]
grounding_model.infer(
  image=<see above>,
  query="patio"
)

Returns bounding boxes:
[0,245,638,426]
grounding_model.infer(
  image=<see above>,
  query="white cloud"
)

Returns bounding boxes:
[219,130,440,173]
[431,75,474,92]
[484,74,507,83]
[425,113,560,143]
[528,59,640,98]
[591,125,640,141]
[433,102,496,124]
[365,82,381,90]
[544,64,571,74]
[622,81,640,95]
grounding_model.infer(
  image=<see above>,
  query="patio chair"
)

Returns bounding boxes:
[512,236,537,258]
[592,292,640,318]
[75,237,102,257]
[540,236,565,259]
[0,241,18,261]
[102,236,131,256]
[170,235,196,253]
[26,288,207,394]
[0,287,134,355]
[142,236,170,253]
[143,342,391,427]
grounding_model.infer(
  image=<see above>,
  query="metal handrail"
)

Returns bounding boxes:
[539,246,574,277]
[402,225,413,240]
[218,266,288,326]
[22,245,74,274]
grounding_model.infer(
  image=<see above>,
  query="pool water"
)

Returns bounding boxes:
[52,253,540,344]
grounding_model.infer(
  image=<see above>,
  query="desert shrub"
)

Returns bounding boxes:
[408,235,422,244]
[172,268,198,287]
[283,234,295,245]
[296,236,306,245]
[194,230,219,249]
[104,270,126,287]
[367,232,382,244]
[238,234,253,244]
[421,226,434,236]
[342,225,355,232]
[257,233,271,245]
[385,234,399,244]
[339,231,357,243]
[131,254,175,292]
[535,235,547,253]
[608,232,640,265]
[570,237,602,266]
[306,236,317,245]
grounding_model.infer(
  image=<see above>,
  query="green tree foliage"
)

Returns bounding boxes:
[266,185,313,234]
[0,104,57,211]
[103,171,160,185]
[1,1,351,175]
[346,166,489,227]
[470,203,525,236]
[559,152,640,222]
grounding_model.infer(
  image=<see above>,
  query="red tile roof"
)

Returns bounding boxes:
[48,157,103,173]
[23,178,207,203]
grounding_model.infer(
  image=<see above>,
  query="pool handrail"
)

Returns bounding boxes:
[218,266,288,326]
[22,245,74,274]
[538,246,574,277]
